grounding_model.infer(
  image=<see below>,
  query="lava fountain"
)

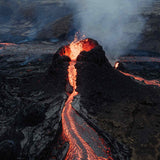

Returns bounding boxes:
[61,37,113,160]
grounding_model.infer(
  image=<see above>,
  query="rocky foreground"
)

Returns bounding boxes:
[0,44,69,159]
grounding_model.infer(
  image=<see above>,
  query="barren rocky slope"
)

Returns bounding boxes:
[137,1,160,54]
[0,45,70,159]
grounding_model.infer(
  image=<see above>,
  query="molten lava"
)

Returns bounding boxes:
[60,38,97,61]
[114,61,119,69]
[115,61,160,87]
[0,43,15,46]
[120,71,160,87]
[61,38,113,160]
[0,42,16,50]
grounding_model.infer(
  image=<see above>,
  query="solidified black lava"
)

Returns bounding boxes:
[15,103,45,127]
[0,52,70,160]
[0,140,17,160]
[77,45,111,67]
[46,53,70,93]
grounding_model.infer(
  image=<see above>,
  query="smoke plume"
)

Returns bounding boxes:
[67,0,154,58]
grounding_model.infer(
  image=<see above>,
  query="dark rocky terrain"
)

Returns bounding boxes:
[0,47,70,159]
[0,0,72,43]
[138,1,160,54]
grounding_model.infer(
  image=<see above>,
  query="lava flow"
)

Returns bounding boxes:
[0,43,15,46]
[0,42,16,50]
[61,38,113,160]
[115,62,160,87]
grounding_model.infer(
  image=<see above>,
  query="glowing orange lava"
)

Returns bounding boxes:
[60,38,97,61]
[61,38,113,160]
[114,61,119,69]
[120,71,160,87]
[0,43,15,46]
[0,43,16,50]
[114,61,160,87]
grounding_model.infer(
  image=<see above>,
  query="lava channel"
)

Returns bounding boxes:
[61,38,113,160]
[115,61,160,87]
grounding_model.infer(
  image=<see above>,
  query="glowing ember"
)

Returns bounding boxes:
[61,37,113,160]
[114,61,119,69]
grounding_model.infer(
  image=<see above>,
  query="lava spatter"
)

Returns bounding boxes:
[61,38,113,160]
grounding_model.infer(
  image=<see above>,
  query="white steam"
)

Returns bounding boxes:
[67,0,154,57]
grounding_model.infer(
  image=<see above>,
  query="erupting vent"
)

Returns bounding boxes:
[59,38,98,61]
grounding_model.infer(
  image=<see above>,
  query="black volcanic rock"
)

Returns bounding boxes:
[0,50,69,160]
[66,82,73,94]
[0,140,17,160]
[42,53,70,95]
[15,103,45,127]
[77,45,111,67]
[75,40,160,160]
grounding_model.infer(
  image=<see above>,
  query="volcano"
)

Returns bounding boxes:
[48,38,160,160]
[0,38,160,160]
[49,38,130,160]
[67,39,160,160]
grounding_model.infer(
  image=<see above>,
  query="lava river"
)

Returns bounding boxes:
[61,38,113,160]
[115,61,160,87]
